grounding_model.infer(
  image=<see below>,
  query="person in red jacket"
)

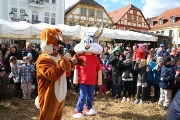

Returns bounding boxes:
[133,44,146,60]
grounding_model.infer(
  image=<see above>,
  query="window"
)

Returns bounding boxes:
[97,10,102,18]
[150,20,153,26]
[69,22,75,26]
[44,12,49,24]
[45,0,49,2]
[127,14,131,21]
[81,7,86,16]
[170,16,175,23]
[156,31,160,34]
[88,24,93,27]
[51,13,55,25]
[11,8,17,19]
[89,9,94,17]
[159,18,163,25]
[169,30,173,37]
[32,10,39,22]
[108,24,112,29]
[79,23,84,26]
[138,16,142,23]
[161,31,164,35]
[20,9,25,20]
[52,0,56,4]
[133,16,137,22]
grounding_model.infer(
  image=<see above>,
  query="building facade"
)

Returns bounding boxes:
[109,4,150,31]
[65,0,114,28]
[0,0,65,24]
[147,7,180,46]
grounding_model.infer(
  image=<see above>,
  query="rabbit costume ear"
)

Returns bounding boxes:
[94,23,104,39]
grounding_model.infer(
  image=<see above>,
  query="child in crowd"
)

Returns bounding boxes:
[27,52,38,96]
[134,59,149,104]
[27,52,35,64]
[120,53,133,102]
[0,66,9,101]
[158,56,175,110]
[146,54,156,100]
[98,61,107,96]
[20,56,35,100]
[9,56,21,98]
[152,57,163,100]
[0,55,4,67]
[106,64,113,92]
[171,60,180,99]
[174,62,180,90]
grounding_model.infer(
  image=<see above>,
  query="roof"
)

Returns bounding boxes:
[65,0,104,16]
[109,4,140,23]
[150,7,180,29]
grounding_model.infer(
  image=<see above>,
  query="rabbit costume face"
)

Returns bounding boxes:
[74,25,104,54]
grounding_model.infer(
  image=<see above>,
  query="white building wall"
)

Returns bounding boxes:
[150,26,180,45]
[0,0,65,24]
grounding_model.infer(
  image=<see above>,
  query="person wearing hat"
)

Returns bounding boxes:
[158,56,175,110]
[0,65,9,101]
[159,44,169,57]
[63,48,69,56]
[108,46,122,98]
[153,49,163,62]
[133,44,146,60]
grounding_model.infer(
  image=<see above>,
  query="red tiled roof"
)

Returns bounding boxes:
[151,7,180,29]
[109,4,140,23]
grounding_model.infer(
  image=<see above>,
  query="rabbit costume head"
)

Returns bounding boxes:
[74,24,104,54]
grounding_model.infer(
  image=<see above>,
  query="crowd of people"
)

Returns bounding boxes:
[98,43,179,111]
[0,41,180,112]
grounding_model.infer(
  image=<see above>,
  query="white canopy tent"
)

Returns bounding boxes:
[0,19,156,42]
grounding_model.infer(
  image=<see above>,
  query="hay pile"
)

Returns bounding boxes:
[0,89,167,120]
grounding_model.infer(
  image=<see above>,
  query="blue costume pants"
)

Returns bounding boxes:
[76,84,95,112]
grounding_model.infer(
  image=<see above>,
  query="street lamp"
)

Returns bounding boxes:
[9,10,28,21]
[23,13,28,21]
[9,10,14,19]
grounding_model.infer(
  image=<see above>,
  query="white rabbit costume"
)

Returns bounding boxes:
[73,25,104,118]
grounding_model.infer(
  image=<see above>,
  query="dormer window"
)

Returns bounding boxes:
[170,16,176,23]
[159,18,163,25]
[150,20,153,26]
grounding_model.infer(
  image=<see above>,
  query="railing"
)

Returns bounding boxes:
[28,0,44,6]
[28,20,42,24]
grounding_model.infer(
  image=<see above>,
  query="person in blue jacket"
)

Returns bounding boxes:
[167,89,180,120]
[152,57,163,100]
[158,56,175,110]
[145,54,156,100]
[159,44,169,57]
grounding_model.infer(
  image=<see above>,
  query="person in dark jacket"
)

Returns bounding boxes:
[167,89,180,120]
[134,59,150,104]
[5,45,21,73]
[0,43,8,58]
[19,42,39,61]
[120,53,133,102]
[158,56,175,110]
[108,46,122,98]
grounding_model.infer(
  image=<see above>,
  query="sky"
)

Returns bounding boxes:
[65,0,180,18]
